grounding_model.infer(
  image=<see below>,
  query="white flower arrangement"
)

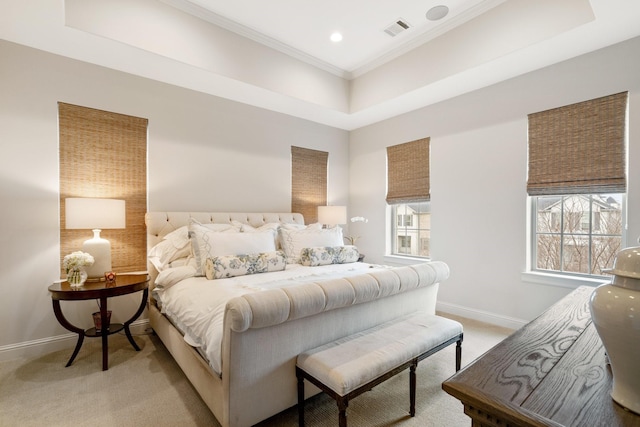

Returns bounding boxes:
[62,251,95,273]
[345,216,368,245]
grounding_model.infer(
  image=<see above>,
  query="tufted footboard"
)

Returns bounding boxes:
[219,262,449,426]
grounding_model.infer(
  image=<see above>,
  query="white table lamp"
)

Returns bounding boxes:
[65,198,126,279]
[318,205,347,228]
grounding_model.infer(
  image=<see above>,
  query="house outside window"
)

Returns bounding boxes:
[391,202,430,257]
[533,194,623,276]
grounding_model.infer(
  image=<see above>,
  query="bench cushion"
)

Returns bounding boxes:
[297,312,463,396]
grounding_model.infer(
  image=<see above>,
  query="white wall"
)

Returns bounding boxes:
[350,36,640,328]
[0,40,349,358]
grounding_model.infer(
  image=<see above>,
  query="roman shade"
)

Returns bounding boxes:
[386,137,430,204]
[59,102,148,277]
[291,146,328,224]
[527,92,628,196]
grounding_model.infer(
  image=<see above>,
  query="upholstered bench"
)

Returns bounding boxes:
[296,312,463,427]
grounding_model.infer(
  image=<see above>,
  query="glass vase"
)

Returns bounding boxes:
[67,267,88,287]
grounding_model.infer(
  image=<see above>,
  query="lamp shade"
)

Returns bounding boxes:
[65,198,126,230]
[317,205,347,226]
[65,198,125,279]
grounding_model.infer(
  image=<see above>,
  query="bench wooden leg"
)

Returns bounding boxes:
[337,398,349,427]
[456,337,463,371]
[297,368,305,427]
[410,360,417,417]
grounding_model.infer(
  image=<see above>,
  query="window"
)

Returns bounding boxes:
[398,236,411,254]
[291,146,328,224]
[58,102,148,276]
[527,92,628,278]
[391,202,431,257]
[397,214,413,227]
[533,194,623,276]
[386,137,431,258]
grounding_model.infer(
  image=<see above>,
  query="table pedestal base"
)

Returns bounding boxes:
[52,288,148,370]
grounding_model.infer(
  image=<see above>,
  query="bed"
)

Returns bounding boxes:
[145,212,450,427]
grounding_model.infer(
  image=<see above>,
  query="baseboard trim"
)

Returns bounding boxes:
[436,301,527,331]
[0,319,150,362]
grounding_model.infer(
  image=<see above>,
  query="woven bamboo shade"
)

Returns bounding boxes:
[527,92,628,196]
[291,146,328,224]
[59,102,148,277]
[386,137,430,204]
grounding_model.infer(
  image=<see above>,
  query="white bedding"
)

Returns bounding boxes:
[154,263,388,374]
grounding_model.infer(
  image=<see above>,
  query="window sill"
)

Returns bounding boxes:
[521,271,609,290]
[383,255,429,266]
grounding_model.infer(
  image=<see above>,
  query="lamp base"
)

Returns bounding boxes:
[82,229,112,279]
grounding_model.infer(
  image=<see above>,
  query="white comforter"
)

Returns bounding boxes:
[154,263,387,374]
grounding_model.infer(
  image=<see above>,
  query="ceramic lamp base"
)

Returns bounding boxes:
[82,229,112,279]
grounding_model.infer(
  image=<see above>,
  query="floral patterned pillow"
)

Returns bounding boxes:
[299,245,360,267]
[205,250,286,280]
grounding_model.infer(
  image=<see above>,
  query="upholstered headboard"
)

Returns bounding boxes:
[144,212,305,282]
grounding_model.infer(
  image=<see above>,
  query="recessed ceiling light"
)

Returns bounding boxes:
[330,32,343,42]
[426,5,449,21]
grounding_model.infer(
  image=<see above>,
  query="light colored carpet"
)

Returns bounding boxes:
[0,314,513,427]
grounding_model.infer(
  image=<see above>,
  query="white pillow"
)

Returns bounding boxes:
[166,257,194,269]
[280,222,322,231]
[148,222,237,272]
[202,222,240,232]
[148,239,191,272]
[189,221,276,276]
[162,225,190,248]
[279,226,344,264]
[147,226,189,272]
[154,265,197,291]
[164,223,237,246]
[239,222,280,233]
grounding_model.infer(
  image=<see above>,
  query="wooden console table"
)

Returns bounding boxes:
[443,286,640,427]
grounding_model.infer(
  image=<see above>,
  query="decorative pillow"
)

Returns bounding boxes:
[205,251,286,280]
[189,221,276,276]
[279,226,344,264]
[300,245,360,266]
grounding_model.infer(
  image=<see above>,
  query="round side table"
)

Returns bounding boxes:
[48,273,149,371]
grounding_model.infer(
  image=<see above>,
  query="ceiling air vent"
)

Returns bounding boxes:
[384,19,411,37]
